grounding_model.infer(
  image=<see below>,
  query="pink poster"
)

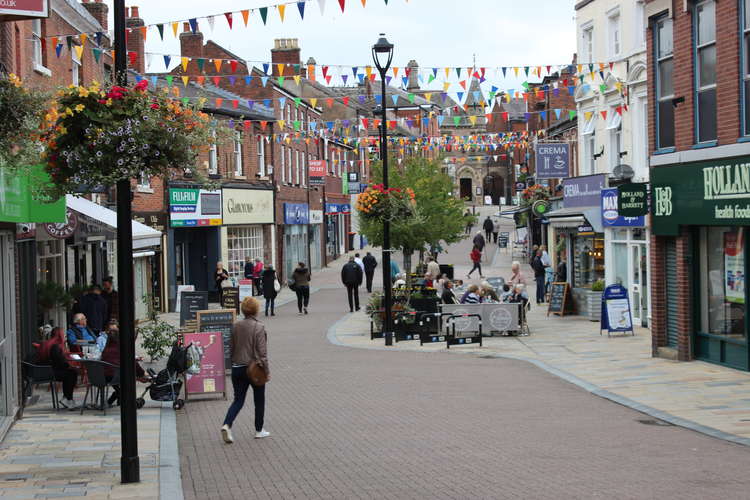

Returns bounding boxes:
[184,332,226,396]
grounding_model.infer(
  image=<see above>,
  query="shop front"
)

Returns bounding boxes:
[132,212,168,314]
[283,203,309,280]
[167,186,222,309]
[325,202,350,259]
[309,209,323,270]
[601,188,650,328]
[651,157,750,370]
[221,187,274,283]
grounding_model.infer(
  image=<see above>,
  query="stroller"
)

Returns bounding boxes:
[136,342,190,410]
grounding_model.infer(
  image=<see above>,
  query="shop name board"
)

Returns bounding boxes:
[0,0,47,19]
[563,174,606,208]
[222,188,273,225]
[535,143,570,179]
[284,203,309,225]
[602,188,645,227]
[169,188,222,227]
[617,183,649,217]
[325,203,351,214]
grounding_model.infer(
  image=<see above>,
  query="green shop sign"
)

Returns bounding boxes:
[652,156,750,235]
[0,165,65,224]
[617,183,648,217]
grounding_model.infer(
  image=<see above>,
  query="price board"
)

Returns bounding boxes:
[547,282,571,317]
[221,287,240,313]
[196,309,236,370]
[179,291,208,326]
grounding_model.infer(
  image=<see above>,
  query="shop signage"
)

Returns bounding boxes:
[0,165,65,223]
[651,157,750,235]
[617,183,649,217]
[724,229,745,305]
[325,203,351,214]
[169,188,222,227]
[133,212,167,232]
[238,279,254,302]
[222,188,273,225]
[563,174,606,208]
[601,188,645,228]
[283,203,309,225]
[531,200,550,218]
[309,160,327,185]
[310,209,324,224]
[535,142,570,179]
[347,172,360,194]
[525,176,535,187]
[43,208,77,239]
[196,309,236,371]
[514,182,525,192]
[577,225,594,235]
[179,291,208,326]
[600,284,634,336]
[183,332,226,398]
[0,0,48,20]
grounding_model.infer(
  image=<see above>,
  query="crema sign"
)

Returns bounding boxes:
[221,188,273,225]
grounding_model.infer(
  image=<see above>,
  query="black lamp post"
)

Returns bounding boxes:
[114,0,140,483]
[372,34,394,346]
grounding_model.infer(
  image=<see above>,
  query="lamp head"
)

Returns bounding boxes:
[372,33,394,73]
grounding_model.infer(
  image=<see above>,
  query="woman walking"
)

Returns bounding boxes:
[292,262,311,315]
[221,297,270,443]
[261,264,278,316]
[467,245,484,279]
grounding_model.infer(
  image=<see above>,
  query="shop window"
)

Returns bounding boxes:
[573,235,604,287]
[655,16,675,149]
[226,226,264,280]
[699,227,746,339]
[694,0,717,143]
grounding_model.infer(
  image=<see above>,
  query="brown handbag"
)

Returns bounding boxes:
[247,361,268,386]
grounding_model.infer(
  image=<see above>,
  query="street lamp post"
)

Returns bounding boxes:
[114,0,140,483]
[372,34,394,347]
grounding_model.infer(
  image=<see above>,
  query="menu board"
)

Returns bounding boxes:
[179,291,208,326]
[221,287,240,313]
[183,332,226,398]
[600,284,634,336]
[547,282,570,317]
[196,309,235,370]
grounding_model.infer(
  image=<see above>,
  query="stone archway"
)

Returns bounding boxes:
[456,166,482,203]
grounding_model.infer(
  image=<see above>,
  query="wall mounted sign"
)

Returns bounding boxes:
[283,203,309,225]
[169,188,222,228]
[617,183,649,217]
[0,0,48,20]
[563,174,606,208]
[309,209,324,224]
[535,142,570,179]
[222,188,273,225]
[309,160,327,185]
[601,188,645,228]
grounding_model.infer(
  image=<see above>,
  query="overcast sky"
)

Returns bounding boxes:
[104,0,577,92]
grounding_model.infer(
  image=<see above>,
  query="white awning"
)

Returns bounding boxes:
[66,195,162,250]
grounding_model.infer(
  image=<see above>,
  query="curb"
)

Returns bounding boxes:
[325,312,750,448]
[159,402,184,500]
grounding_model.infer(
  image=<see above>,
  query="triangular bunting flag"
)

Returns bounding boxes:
[297,2,305,19]
[318,0,327,15]
[181,57,189,72]
[259,7,268,24]
[163,55,171,69]
[339,0,346,12]
[241,10,250,26]
[278,4,286,22]
[225,12,233,29]
[214,59,222,72]
[171,22,179,38]
[181,76,189,87]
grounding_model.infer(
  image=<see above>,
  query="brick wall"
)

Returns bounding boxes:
[675,228,693,361]
[649,230,666,355]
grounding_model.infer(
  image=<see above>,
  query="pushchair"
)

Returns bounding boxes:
[136,342,190,410]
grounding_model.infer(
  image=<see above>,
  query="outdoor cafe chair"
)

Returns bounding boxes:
[80,360,119,415]
[21,359,62,411]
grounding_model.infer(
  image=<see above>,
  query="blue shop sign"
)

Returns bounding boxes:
[284,203,309,225]
[601,188,645,227]
[325,203,351,214]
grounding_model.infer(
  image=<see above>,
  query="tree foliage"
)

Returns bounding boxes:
[358,157,470,270]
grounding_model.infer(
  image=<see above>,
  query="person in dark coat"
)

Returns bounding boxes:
[291,262,311,315]
[341,257,363,312]
[261,265,278,316]
[362,252,378,293]
[531,250,547,305]
[441,281,459,304]
[243,257,254,280]
[101,277,118,323]
[77,285,107,333]
[483,216,494,242]
[100,324,146,407]
[473,231,486,253]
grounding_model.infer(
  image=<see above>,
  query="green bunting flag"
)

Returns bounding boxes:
[166,75,173,86]
[453,116,461,126]
[259,7,268,25]
[569,110,577,120]
[293,97,301,107]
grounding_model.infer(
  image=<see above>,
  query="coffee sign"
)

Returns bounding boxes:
[44,208,77,239]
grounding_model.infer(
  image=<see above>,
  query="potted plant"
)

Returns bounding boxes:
[36,281,73,325]
[137,319,178,362]
[587,279,605,322]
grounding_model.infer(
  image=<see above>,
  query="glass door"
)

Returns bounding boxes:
[630,243,647,326]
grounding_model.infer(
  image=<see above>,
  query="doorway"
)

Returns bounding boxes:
[0,231,18,423]
[459,178,472,200]
[630,242,649,327]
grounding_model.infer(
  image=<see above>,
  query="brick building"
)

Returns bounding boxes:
[647,0,750,371]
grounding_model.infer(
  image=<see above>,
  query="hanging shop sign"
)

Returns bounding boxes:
[577,225,595,235]
[535,143,570,179]
[43,208,77,239]
[169,188,222,227]
[563,174,606,208]
[601,188,645,228]
[310,210,324,224]
[514,182,526,192]
[283,203,309,225]
[309,160,327,185]
[222,188,273,225]
[617,183,649,217]
[0,0,48,21]
[531,200,551,218]
[651,157,750,235]
[0,164,65,224]
[347,172,361,194]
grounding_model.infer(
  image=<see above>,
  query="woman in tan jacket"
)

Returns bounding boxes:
[221,297,270,443]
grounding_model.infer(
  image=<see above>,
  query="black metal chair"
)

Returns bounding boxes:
[80,360,120,415]
[21,360,61,410]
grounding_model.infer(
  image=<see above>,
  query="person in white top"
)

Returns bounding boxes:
[426,256,441,280]
[354,253,365,274]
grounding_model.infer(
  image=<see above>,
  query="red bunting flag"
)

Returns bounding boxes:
[361,118,369,128]
[243,120,251,130]
[343,96,349,106]
[260,121,267,130]
[212,76,220,86]
[230,60,238,72]
[600,110,608,120]
[232,99,239,108]
[128,51,137,66]
[197,76,205,85]
[339,0,346,12]
[325,75,332,84]
[502,112,509,121]
[225,12,233,29]
[322,66,329,78]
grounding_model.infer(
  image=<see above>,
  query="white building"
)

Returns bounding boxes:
[574,0,651,327]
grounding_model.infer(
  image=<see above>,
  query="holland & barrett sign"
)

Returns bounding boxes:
[651,156,750,235]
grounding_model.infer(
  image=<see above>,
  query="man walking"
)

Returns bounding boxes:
[531,249,546,305]
[492,217,500,244]
[483,216,493,243]
[363,252,378,293]
[341,257,363,312]
[101,277,118,323]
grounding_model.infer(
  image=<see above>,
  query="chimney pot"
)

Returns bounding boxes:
[183,22,190,33]
[130,6,139,18]
[125,7,130,17]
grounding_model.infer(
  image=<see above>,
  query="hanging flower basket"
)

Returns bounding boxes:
[356,184,416,222]
[520,184,551,204]
[41,80,215,198]
[0,74,47,170]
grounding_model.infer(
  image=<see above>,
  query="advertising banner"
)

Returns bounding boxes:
[169,188,222,227]
[309,160,326,185]
[184,332,226,396]
[601,188,645,228]
[535,143,570,179]
[725,229,745,305]
[283,203,309,225]
[222,188,273,225]
[563,174,606,208]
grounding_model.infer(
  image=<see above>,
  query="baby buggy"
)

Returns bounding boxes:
[136,342,190,410]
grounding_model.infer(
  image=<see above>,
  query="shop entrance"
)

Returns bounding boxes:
[459,178,473,201]
[0,231,18,423]
[630,243,649,327]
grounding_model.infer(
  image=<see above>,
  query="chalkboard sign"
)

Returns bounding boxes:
[196,309,236,370]
[180,291,208,326]
[547,282,570,317]
[600,284,635,337]
[221,287,240,313]
[498,232,509,248]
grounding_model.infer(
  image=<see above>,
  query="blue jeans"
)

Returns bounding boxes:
[223,366,265,431]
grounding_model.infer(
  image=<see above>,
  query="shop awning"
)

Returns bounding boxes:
[66,195,162,250]
[499,206,530,216]
[545,206,604,233]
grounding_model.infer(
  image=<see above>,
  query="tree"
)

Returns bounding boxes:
[358,157,470,272]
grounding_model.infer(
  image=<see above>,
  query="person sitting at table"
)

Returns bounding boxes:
[66,313,96,350]
[508,284,529,306]
[37,327,79,410]
[441,281,459,305]
[480,281,500,303]
[460,284,482,304]
[100,324,147,407]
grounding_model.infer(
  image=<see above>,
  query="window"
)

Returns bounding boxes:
[655,16,675,149]
[287,147,292,183]
[581,25,594,64]
[742,0,750,135]
[208,131,218,174]
[635,1,646,49]
[694,0,717,143]
[280,145,286,182]
[71,47,82,86]
[226,226,264,280]
[257,135,266,176]
[295,149,300,185]
[286,104,291,125]
[607,108,622,172]
[233,131,243,176]
[138,172,151,190]
[582,112,596,174]
[608,11,621,58]
[31,19,45,70]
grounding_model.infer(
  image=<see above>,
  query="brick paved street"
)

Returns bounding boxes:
[177,234,750,499]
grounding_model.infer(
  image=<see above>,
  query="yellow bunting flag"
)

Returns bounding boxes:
[443,81,450,92]
[181,57,189,72]
[278,120,285,129]
[74,45,84,61]
[584,111,593,121]
[444,67,450,79]
[365,66,372,78]
[182,76,189,87]
[310,98,318,108]
[469,115,477,125]
[424,93,432,102]
[278,4,286,21]
[277,63,285,76]
[293,75,301,85]
[171,22,179,38]
[513,67,519,77]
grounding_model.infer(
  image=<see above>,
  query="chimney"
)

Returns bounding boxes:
[126,6,145,73]
[81,0,109,33]
[179,21,204,60]
[406,60,419,91]
[271,39,301,76]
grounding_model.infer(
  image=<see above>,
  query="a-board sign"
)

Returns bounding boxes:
[547,282,571,317]
[183,332,226,399]
[221,287,240,313]
[196,309,236,369]
[498,231,510,248]
[175,285,195,313]
[179,291,208,326]
[601,284,635,336]
[238,279,253,303]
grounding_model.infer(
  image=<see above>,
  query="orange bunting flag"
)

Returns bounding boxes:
[79,33,87,47]
[140,26,147,42]
[307,65,316,81]
[197,76,205,86]
[365,66,372,78]
[392,67,399,78]
[459,80,466,90]
[361,0,366,5]
[277,63,285,76]
[485,113,493,123]
[215,98,223,107]
[214,59,222,72]
[241,9,250,26]
[260,121,267,130]
[243,120,251,130]
[326,98,334,108]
